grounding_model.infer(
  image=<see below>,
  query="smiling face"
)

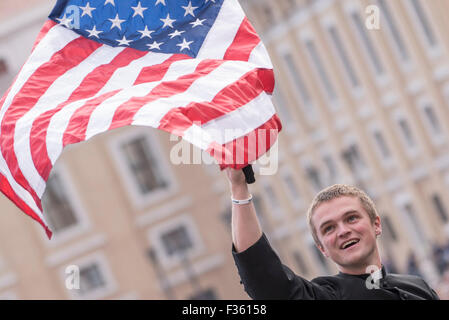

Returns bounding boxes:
[312,196,382,275]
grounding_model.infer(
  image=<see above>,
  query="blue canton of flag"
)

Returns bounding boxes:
[49,0,224,57]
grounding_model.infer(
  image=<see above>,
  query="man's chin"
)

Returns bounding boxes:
[336,253,366,270]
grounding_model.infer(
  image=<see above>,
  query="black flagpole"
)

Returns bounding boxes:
[242,165,255,184]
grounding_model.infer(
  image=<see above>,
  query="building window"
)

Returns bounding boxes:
[261,3,275,27]
[327,25,360,89]
[110,129,177,208]
[403,203,427,244]
[409,0,438,48]
[67,253,116,299]
[272,87,296,133]
[282,174,300,200]
[42,172,79,233]
[373,130,391,159]
[149,215,203,268]
[304,39,338,102]
[220,206,232,232]
[431,194,448,223]
[282,53,313,108]
[281,169,302,209]
[394,197,431,258]
[189,288,218,300]
[323,155,338,184]
[121,135,167,195]
[79,263,106,296]
[377,0,410,63]
[0,59,7,75]
[381,215,398,242]
[397,117,417,149]
[341,144,366,177]
[305,166,324,192]
[263,184,283,218]
[161,225,193,257]
[422,103,443,136]
[350,11,385,76]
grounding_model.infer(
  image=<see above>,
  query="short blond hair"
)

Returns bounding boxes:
[307,184,379,246]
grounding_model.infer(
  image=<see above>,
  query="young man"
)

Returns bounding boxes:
[226,168,439,300]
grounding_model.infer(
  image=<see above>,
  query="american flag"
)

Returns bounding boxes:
[0,0,281,238]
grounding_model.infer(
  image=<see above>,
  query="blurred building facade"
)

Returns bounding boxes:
[0,0,246,300]
[241,0,449,288]
[1,0,449,299]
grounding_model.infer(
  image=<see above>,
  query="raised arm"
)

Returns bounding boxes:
[225,168,338,299]
[225,167,262,253]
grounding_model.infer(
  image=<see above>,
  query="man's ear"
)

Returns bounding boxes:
[317,243,329,258]
[374,216,382,237]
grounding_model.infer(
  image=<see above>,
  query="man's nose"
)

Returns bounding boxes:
[337,224,351,238]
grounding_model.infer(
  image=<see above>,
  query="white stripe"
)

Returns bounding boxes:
[48,58,202,164]
[0,24,79,134]
[96,52,168,96]
[14,45,126,198]
[248,41,273,69]
[47,85,158,165]
[182,124,213,150]
[82,57,201,140]
[202,92,276,144]
[163,58,197,81]
[0,152,47,226]
[132,60,254,127]
[196,0,244,60]
[48,52,173,163]
[83,86,158,142]
[0,24,79,206]
[184,92,276,146]
[46,98,89,164]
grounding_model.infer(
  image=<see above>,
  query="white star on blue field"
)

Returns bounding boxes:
[49,0,224,57]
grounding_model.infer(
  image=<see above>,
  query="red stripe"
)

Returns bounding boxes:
[258,69,275,94]
[223,17,261,61]
[31,20,57,53]
[0,87,12,113]
[207,114,282,170]
[37,90,120,181]
[54,56,198,162]
[0,22,57,112]
[61,90,119,145]
[157,68,274,135]
[29,47,148,181]
[0,173,52,239]
[0,37,101,210]
[108,59,225,131]
[134,54,192,85]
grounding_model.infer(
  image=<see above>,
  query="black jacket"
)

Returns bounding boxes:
[232,233,440,300]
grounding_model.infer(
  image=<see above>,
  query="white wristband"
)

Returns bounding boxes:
[231,194,253,205]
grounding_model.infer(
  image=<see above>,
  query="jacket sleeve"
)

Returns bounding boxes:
[232,233,338,300]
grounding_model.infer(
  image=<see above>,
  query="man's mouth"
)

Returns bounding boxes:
[340,239,360,250]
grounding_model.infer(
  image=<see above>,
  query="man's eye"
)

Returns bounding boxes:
[323,226,333,234]
[348,215,357,222]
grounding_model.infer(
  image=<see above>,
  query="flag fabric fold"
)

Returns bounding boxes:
[0,0,282,238]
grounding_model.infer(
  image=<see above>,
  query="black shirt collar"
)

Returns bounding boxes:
[337,265,387,280]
